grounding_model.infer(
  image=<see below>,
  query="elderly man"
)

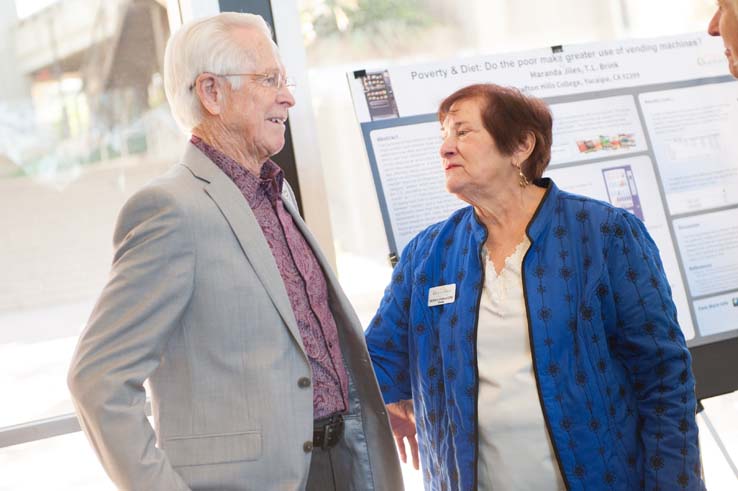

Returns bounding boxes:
[68,12,402,491]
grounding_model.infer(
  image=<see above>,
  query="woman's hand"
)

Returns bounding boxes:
[386,399,419,470]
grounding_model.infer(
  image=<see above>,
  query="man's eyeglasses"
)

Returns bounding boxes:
[189,72,296,92]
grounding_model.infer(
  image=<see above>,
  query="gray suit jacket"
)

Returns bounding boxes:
[68,143,403,491]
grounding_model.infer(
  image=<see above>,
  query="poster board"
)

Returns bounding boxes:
[347,33,738,399]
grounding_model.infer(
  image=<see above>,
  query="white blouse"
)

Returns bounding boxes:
[476,238,566,491]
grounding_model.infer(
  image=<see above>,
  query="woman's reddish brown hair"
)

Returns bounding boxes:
[438,83,553,180]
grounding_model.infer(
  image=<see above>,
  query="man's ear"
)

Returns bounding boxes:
[195,73,226,116]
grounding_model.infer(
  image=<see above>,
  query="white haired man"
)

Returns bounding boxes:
[68,12,403,491]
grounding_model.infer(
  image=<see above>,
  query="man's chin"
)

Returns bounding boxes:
[275,137,286,151]
[730,60,738,79]
[267,141,286,159]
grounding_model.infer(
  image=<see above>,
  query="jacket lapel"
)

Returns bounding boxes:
[281,197,363,342]
[180,143,306,355]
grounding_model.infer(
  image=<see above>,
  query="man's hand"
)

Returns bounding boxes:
[386,399,419,470]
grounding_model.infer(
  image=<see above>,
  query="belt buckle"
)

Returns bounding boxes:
[315,414,344,450]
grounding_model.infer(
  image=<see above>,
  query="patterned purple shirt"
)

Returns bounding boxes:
[191,136,348,419]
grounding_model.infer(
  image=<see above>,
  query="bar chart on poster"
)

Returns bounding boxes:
[347,33,738,390]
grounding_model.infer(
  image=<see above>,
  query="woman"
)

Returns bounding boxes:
[365,84,704,491]
[709,0,738,78]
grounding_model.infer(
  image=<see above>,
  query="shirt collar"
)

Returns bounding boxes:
[190,135,284,206]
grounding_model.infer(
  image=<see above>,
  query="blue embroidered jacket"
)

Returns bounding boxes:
[365,180,703,491]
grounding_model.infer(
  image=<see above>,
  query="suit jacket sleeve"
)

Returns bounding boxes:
[68,185,195,491]
[606,210,704,490]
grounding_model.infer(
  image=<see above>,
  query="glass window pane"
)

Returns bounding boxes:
[1,0,178,428]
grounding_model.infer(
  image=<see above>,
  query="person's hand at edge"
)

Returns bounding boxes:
[386,399,419,470]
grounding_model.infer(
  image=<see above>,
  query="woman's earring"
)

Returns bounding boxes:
[513,161,529,187]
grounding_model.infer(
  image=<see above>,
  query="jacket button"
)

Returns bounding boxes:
[303,441,314,452]
[298,377,311,388]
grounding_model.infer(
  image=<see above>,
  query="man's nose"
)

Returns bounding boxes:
[708,10,721,37]
[278,86,295,107]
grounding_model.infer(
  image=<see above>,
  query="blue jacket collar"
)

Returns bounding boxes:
[526,178,557,242]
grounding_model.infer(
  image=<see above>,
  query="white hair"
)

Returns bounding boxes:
[163,12,275,133]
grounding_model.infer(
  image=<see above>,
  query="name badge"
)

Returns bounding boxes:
[428,284,456,307]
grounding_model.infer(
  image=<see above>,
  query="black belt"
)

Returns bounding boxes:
[313,414,344,450]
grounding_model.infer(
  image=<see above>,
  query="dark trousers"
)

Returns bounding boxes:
[305,445,350,491]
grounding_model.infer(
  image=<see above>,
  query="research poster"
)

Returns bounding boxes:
[348,33,738,347]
